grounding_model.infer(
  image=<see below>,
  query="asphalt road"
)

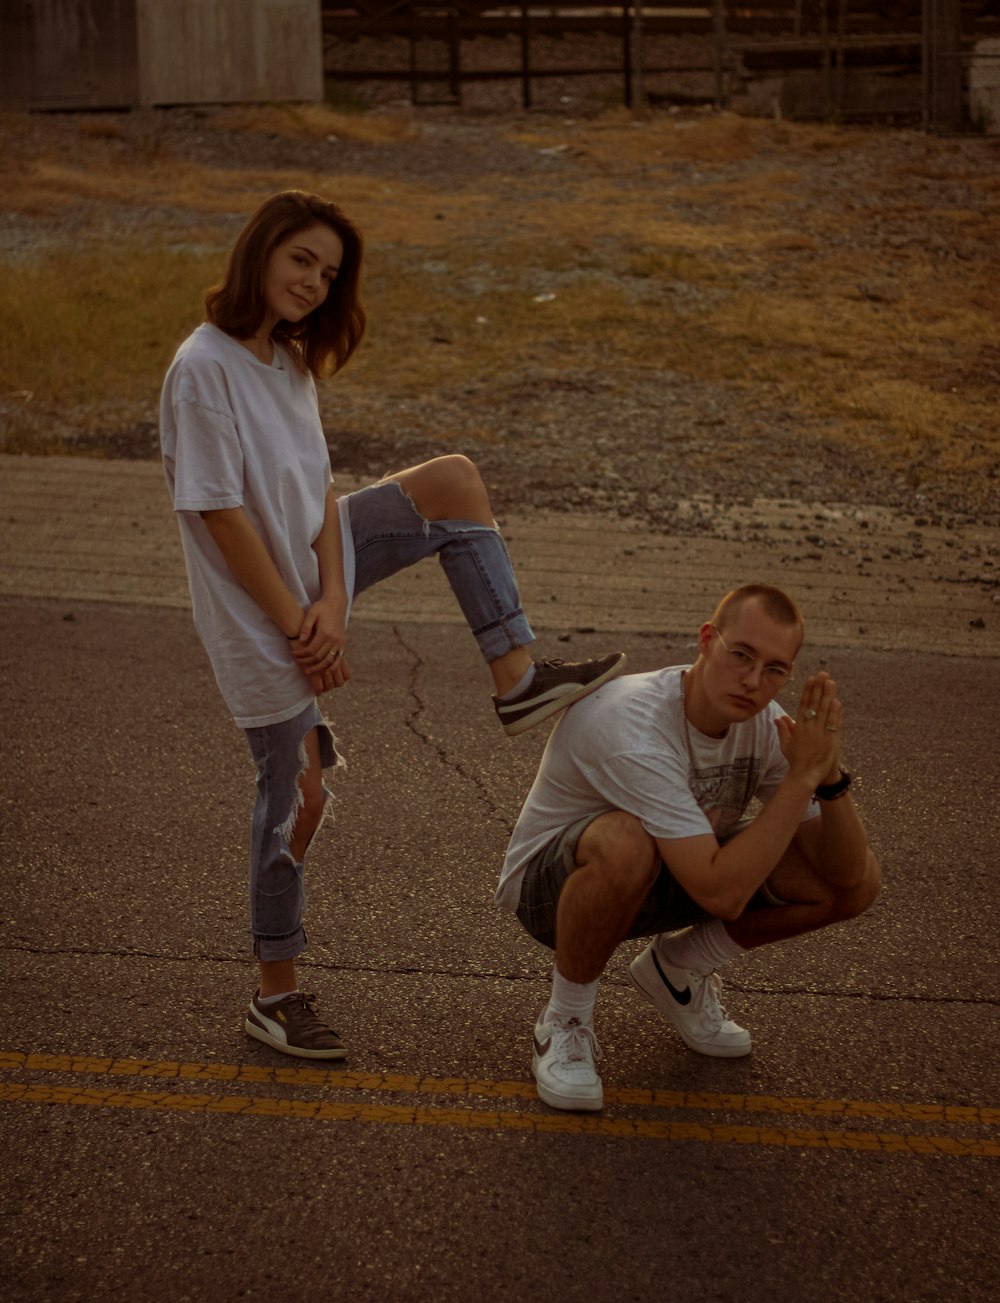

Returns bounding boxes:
[1,457,998,1302]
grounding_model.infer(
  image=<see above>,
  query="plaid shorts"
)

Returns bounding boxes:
[514,814,784,951]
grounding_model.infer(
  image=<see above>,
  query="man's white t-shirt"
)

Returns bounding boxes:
[496,666,818,911]
[160,324,355,728]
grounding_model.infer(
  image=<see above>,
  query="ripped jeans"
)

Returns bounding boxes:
[244,479,535,962]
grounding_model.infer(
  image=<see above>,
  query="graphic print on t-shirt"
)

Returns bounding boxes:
[689,758,760,835]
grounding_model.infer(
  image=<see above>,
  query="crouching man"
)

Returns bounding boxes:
[495,584,880,1111]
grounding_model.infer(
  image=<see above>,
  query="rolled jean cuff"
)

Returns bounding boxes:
[253,925,307,964]
[474,609,535,662]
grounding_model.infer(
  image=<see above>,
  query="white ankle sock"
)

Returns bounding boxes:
[498,664,536,702]
[656,919,746,973]
[258,989,297,1007]
[544,964,598,1026]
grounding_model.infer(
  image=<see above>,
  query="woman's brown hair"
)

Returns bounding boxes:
[204,190,366,378]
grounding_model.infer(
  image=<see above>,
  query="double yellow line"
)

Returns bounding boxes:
[2,1051,997,1157]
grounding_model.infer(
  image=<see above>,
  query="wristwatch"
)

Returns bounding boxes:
[815,768,852,802]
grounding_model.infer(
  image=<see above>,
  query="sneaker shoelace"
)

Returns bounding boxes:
[289,992,327,1024]
[551,1017,602,1067]
[690,972,731,1032]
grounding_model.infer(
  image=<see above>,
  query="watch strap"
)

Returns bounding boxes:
[815,768,852,802]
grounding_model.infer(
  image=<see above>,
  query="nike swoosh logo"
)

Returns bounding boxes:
[652,951,692,1005]
[533,1035,551,1055]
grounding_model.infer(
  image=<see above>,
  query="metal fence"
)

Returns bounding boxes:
[320,1,1000,127]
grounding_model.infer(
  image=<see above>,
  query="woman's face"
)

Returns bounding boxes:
[261,222,344,332]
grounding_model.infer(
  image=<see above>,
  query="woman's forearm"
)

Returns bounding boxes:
[312,485,349,607]
[201,506,304,637]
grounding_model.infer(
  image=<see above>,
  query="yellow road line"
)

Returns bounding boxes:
[2,1050,997,1125]
[1,1050,997,1138]
[1,1082,996,1156]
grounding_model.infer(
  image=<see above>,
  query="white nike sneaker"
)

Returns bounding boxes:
[629,943,752,1058]
[531,1009,604,1111]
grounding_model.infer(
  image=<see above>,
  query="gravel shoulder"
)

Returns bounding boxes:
[2,106,998,584]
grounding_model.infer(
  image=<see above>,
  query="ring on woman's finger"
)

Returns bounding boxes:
[825,726,839,732]
[803,708,818,720]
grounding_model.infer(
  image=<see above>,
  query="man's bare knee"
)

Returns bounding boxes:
[797,852,880,928]
[575,812,658,897]
[832,852,881,921]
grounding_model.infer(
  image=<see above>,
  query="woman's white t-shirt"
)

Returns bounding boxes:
[160,323,354,728]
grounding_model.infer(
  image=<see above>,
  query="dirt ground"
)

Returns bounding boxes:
[1,103,998,542]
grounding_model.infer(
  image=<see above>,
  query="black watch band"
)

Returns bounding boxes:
[815,768,852,802]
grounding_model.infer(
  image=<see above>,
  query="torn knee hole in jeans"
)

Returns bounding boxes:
[384,478,432,539]
[383,478,501,540]
[274,719,343,853]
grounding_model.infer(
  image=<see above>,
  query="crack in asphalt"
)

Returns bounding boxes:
[391,623,514,832]
[2,944,995,1007]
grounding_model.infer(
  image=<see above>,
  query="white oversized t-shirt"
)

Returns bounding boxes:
[496,666,818,911]
[160,323,355,728]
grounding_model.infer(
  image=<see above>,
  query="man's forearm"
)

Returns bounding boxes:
[708,773,816,914]
[661,773,815,920]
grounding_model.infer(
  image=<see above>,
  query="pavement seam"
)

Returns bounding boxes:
[2,945,994,1007]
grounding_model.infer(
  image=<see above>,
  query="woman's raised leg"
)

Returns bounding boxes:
[387,455,532,693]
[353,454,627,731]
[388,453,493,527]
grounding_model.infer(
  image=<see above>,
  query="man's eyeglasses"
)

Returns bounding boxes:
[711,625,793,687]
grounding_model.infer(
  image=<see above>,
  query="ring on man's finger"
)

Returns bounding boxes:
[803,708,818,720]
[825,726,839,732]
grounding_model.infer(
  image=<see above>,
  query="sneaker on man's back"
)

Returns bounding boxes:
[245,990,348,1060]
[628,944,751,1058]
[494,652,627,737]
[532,1009,604,1111]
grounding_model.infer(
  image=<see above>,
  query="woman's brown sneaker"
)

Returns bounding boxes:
[245,990,348,1060]
[494,652,627,737]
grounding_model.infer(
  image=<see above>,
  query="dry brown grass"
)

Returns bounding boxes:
[0,244,219,444]
[512,110,869,167]
[1,106,997,495]
[209,102,420,145]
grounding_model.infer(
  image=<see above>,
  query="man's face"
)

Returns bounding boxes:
[698,600,800,725]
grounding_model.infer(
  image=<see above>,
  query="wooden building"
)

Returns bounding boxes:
[0,0,323,110]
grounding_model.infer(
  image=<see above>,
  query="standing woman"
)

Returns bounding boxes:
[160,190,624,1061]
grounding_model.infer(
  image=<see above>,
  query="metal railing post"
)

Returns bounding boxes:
[521,3,532,110]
